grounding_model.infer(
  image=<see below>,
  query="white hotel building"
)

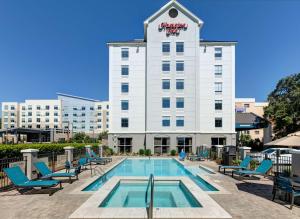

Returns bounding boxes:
[108,0,236,154]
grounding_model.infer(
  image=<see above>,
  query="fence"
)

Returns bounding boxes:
[37,151,67,173]
[0,156,27,191]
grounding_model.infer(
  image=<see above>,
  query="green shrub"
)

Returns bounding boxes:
[170,150,176,156]
[145,149,151,156]
[139,149,145,156]
[105,147,114,156]
[250,160,260,170]
[0,143,99,158]
[232,159,242,166]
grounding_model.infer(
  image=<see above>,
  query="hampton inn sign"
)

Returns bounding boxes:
[158,22,188,36]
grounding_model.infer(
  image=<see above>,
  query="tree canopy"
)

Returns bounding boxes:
[264,73,300,138]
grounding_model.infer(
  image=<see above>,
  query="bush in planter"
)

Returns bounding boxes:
[145,149,151,156]
[170,150,176,156]
[250,160,260,170]
[232,159,242,166]
[139,149,145,156]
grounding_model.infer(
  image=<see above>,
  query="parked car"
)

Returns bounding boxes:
[248,148,300,164]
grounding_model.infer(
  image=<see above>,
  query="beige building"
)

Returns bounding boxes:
[235,98,269,142]
[1,102,19,129]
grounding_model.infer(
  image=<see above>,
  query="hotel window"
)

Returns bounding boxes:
[90,107,94,111]
[28,112,32,116]
[176,116,184,127]
[64,113,68,117]
[106,124,109,128]
[176,97,184,108]
[162,79,170,90]
[107,105,109,109]
[45,105,50,110]
[45,118,49,123]
[4,118,8,122]
[244,104,250,108]
[106,112,109,115]
[82,113,85,116]
[73,107,77,111]
[73,113,77,117]
[176,79,184,90]
[215,118,223,128]
[22,106,25,110]
[22,118,25,123]
[215,65,222,77]
[162,42,170,53]
[11,106,15,110]
[162,116,170,127]
[28,125,32,128]
[54,125,58,129]
[98,125,102,129]
[28,118,32,123]
[121,100,129,110]
[97,119,102,122]
[10,119,15,123]
[162,61,170,72]
[54,105,59,110]
[176,61,184,72]
[121,48,129,59]
[215,100,222,110]
[36,118,40,123]
[28,105,32,110]
[4,105,8,110]
[11,112,15,116]
[36,105,41,110]
[121,118,129,128]
[54,112,58,116]
[215,47,222,60]
[54,118,58,123]
[176,42,184,53]
[215,82,222,94]
[255,130,260,135]
[81,106,85,110]
[162,97,170,108]
[121,83,129,93]
[121,65,129,76]
[98,105,102,110]
[97,112,101,116]
[211,137,226,145]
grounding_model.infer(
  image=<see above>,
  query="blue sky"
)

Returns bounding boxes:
[0,0,299,102]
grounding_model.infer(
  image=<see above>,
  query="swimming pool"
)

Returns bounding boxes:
[83,158,218,191]
[100,181,202,208]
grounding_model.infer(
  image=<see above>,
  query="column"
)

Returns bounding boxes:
[239,146,251,160]
[21,149,39,180]
[64,146,74,163]
[85,145,92,155]
[99,144,103,157]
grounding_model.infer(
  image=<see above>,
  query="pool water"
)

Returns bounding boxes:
[100,181,202,208]
[83,158,217,191]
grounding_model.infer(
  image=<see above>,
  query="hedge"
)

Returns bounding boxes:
[0,143,99,159]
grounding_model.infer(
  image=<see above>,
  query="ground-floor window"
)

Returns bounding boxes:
[154,137,170,154]
[118,137,132,153]
[177,137,192,153]
[211,137,226,146]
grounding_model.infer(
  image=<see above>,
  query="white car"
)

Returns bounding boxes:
[249,148,299,164]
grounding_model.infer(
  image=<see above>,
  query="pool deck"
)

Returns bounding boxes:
[0,156,299,219]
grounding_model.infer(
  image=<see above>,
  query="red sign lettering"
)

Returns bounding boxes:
[158,22,188,36]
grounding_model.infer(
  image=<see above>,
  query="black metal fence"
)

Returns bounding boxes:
[37,151,67,173]
[0,156,27,191]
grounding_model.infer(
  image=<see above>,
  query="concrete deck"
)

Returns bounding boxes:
[0,156,299,219]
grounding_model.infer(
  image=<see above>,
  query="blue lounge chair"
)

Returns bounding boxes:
[232,159,273,178]
[179,151,186,161]
[90,150,112,162]
[189,150,208,161]
[86,152,106,165]
[65,158,89,172]
[219,156,252,174]
[4,166,62,196]
[273,176,300,209]
[34,162,80,183]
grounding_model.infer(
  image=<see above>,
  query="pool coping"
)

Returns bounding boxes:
[70,157,229,195]
[69,176,232,219]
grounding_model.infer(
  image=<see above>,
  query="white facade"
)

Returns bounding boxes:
[19,99,62,129]
[108,0,236,154]
[1,102,19,129]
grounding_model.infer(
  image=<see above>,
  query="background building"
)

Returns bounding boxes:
[108,1,236,154]
[235,98,272,143]
[1,102,19,129]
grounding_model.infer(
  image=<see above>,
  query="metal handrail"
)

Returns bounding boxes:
[145,174,154,219]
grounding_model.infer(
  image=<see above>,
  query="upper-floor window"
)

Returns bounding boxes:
[36,118,41,123]
[162,116,170,127]
[45,105,50,110]
[81,106,85,111]
[176,42,184,53]
[121,100,129,110]
[121,83,129,93]
[215,47,222,60]
[28,105,32,110]
[244,104,250,108]
[215,118,223,128]
[215,65,222,77]
[176,79,184,90]
[121,118,129,128]
[10,106,15,110]
[215,82,222,94]
[97,105,102,110]
[162,61,170,72]
[176,116,184,127]
[36,105,41,110]
[176,61,184,72]
[215,100,222,110]
[176,97,184,108]
[54,112,59,116]
[162,79,170,90]
[106,105,109,109]
[162,42,170,53]
[22,106,26,110]
[121,48,129,59]
[90,107,94,111]
[4,105,8,110]
[45,112,50,116]
[54,105,59,110]
[162,97,170,108]
[121,65,129,76]
[28,112,32,116]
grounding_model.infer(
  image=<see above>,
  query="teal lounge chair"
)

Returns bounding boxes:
[219,156,251,174]
[179,151,186,161]
[273,176,300,209]
[90,150,112,163]
[232,159,273,178]
[4,166,62,196]
[34,162,80,183]
[86,152,106,165]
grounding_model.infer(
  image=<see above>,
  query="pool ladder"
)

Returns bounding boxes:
[145,174,154,219]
